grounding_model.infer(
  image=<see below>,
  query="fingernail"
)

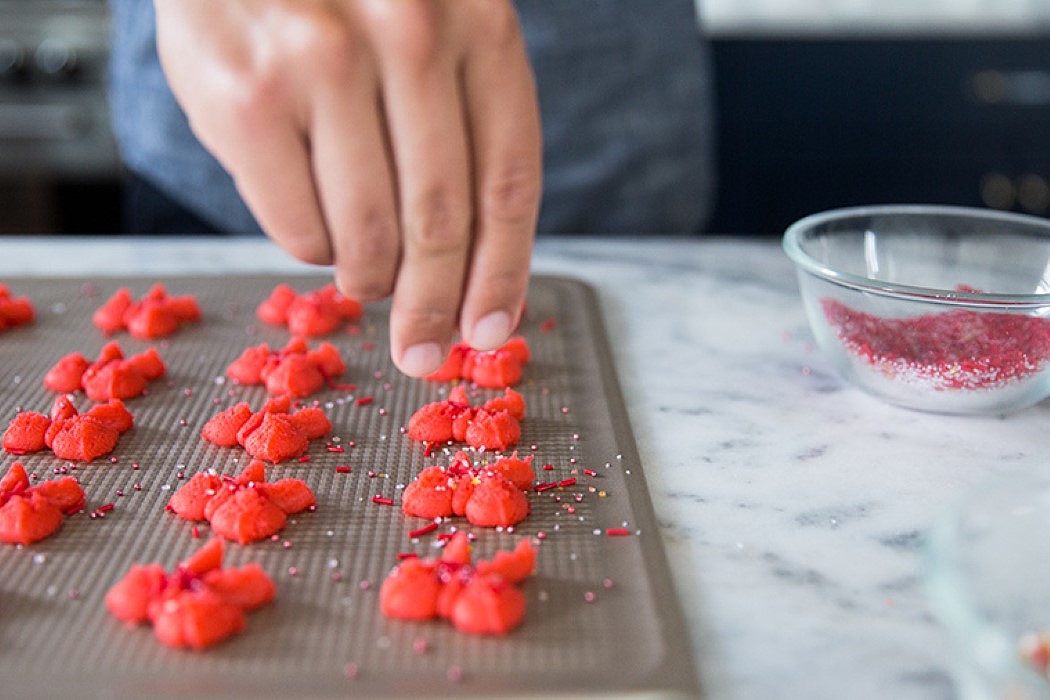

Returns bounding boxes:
[400,342,443,377]
[471,310,512,351]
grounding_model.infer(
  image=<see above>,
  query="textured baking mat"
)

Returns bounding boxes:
[0,274,698,699]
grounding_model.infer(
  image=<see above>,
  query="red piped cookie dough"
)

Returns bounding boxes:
[226,336,350,397]
[167,460,316,544]
[256,283,363,337]
[93,283,201,339]
[380,532,536,635]
[408,385,525,452]
[200,395,331,463]
[401,450,534,528]
[105,537,276,650]
[0,283,35,332]
[3,395,134,462]
[43,340,167,400]
[0,461,86,545]
[426,336,530,388]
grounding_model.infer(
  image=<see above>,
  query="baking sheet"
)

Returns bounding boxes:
[0,274,699,699]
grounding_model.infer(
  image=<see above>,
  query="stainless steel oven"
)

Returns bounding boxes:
[0,0,118,233]
[0,0,116,178]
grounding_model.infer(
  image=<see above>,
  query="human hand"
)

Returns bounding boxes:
[153,0,542,376]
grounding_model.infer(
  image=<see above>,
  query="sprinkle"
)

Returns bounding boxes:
[97,503,115,513]
[413,637,428,654]
[343,662,359,679]
[540,317,557,332]
[542,463,554,471]
[191,526,200,539]
[372,495,394,506]
[408,521,440,538]
[605,527,631,537]
[446,666,464,683]
[396,552,418,560]
[298,455,312,463]
[535,482,557,493]
[584,468,598,477]
[584,591,597,603]
[335,466,352,474]
[423,442,436,458]
[288,566,299,577]
[355,396,374,407]
[558,478,577,487]
[326,445,346,453]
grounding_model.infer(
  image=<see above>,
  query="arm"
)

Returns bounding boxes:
[152,0,542,376]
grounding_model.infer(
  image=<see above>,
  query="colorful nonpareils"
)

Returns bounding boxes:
[380,532,536,635]
[0,461,86,545]
[105,537,276,650]
[821,298,1050,390]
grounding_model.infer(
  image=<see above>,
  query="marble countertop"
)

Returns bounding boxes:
[4,234,1045,699]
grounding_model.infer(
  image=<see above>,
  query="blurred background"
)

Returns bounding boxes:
[2,0,1050,236]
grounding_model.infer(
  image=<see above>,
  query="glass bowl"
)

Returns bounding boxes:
[926,470,1050,700]
[783,204,1050,415]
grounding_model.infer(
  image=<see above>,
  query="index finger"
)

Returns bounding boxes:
[457,4,542,351]
[374,15,474,377]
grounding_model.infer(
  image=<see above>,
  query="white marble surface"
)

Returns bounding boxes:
[3,234,1048,699]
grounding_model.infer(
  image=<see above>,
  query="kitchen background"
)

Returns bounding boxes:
[2,0,1049,235]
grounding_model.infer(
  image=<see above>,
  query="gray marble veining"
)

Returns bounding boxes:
[3,234,1044,699]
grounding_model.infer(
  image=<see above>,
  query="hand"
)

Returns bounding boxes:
[153,0,542,376]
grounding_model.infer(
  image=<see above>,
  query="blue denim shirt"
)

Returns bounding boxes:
[108,0,714,235]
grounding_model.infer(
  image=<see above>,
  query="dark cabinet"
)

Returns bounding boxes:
[708,37,1050,234]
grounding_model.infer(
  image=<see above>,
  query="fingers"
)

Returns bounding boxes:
[306,25,400,303]
[457,3,543,350]
[366,4,474,376]
[155,0,332,266]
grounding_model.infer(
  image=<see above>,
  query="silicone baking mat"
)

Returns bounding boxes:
[0,274,699,699]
